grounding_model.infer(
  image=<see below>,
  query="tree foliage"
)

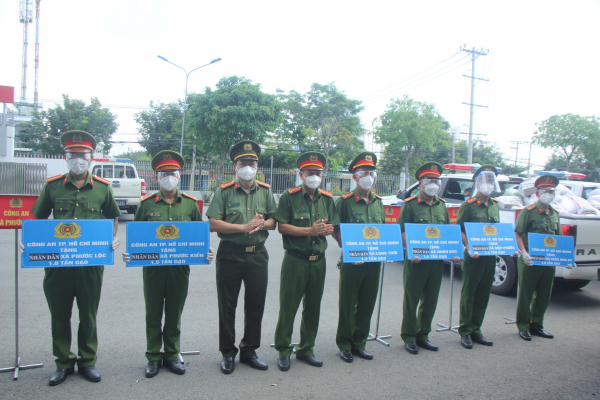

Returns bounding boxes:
[20,95,118,155]
[134,101,183,158]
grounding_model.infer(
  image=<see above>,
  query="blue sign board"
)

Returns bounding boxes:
[21,219,114,268]
[464,223,518,256]
[340,224,403,263]
[126,221,210,267]
[405,224,463,260]
[528,233,574,267]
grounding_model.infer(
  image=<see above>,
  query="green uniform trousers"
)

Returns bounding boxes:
[336,262,381,351]
[516,257,555,332]
[216,242,269,358]
[43,266,103,369]
[401,259,444,343]
[274,253,326,357]
[458,252,496,336]
[143,265,190,362]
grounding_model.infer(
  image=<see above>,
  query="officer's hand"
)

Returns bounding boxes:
[245,213,264,233]
[112,237,120,250]
[19,243,24,254]
[565,263,576,269]
[320,221,335,236]
[512,251,520,258]
[468,250,480,259]
[385,260,394,263]
[522,251,534,266]
[411,256,421,263]
[207,247,215,264]
[353,261,365,265]
[309,219,332,236]
[451,256,462,263]
[122,252,130,263]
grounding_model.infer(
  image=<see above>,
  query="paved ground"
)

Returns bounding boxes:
[1,214,599,399]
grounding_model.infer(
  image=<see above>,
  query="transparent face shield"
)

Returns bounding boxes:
[156,170,181,180]
[65,151,92,161]
[354,169,378,190]
[472,171,500,197]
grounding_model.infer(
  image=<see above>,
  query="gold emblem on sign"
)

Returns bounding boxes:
[424,226,441,239]
[156,224,180,240]
[483,225,497,236]
[244,143,252,150]
[386,207,394,215]
[10,198,23,208]
[487,167,493,171]
[163,154,172,160]
[365,155,372,161]
[362,226,380,240]
[72,135,82,143]
[54,222,82,239]
[543,236,557,248]
[431,164,438,170]
[310,155,317,161]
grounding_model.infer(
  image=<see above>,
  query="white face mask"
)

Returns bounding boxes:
[539,193,555,205]
[478,184,494,196]
[159,176,179,191]
[358,176,375,190]
[304,175,322,189]
[67,158,89,175]
[237,166,257,181]
[424,183,440,197]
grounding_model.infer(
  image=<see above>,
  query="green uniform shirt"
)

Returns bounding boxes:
[398,194,450,232]
[205,179,277,246]
[275,184,340,254]
[515,201,562,250]
[134,190,202,223]
[32,173,121,220]
[456,193,500,231]
[335,188,385,225]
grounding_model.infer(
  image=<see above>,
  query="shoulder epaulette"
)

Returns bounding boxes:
[491,197,499,202]
[92,175,111,185]
[320,190,333,197]
[287,186,302,194]
[405,195,417,202]
[219,181,235,189]
[182,192,198,201]
[140,193,157,202]
[373,193,382,199]
[526,204,537,210]
[256,180,270,188]
[341,192,354,199]
[466,198,477,204]
[46,174,65,183]
[438,197,446,202]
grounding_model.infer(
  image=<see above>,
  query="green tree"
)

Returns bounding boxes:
[374,96,449,176]
[134,101,184,157]
[533,114,600,172]
[20,95,118,155]
[111,149,151,162]
[187,76,282,175]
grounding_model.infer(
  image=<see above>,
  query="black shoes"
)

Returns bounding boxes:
[240,355,268,371]
[461,335,473,349]
[79,366,101,382]
[351,349,374,360]
[145,360,161,378]
[163,359,185,375]
[471,334,493,346]
[296,354,323,367]
[531,326,554,339]
[340,350,353,363]
[49,368,74,386]
[221,357,234,374]
[416,340,438,351]
[519,331,532,341]
[405,341,419,354]
[277,356,290,371]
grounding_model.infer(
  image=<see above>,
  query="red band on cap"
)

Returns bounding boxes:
[299,159,324,169]
[418,169,441,179]
[155,159,181,171]
[537,182,557,188]
[64,140,94,151]
[353,159,375,171]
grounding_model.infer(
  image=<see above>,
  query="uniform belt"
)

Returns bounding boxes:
[287,250,325,261]
[221,240,265,253]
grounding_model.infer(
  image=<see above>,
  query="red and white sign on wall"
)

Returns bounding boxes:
[384,205,401,224]
[0,195,38,229]
[0,86,15,104]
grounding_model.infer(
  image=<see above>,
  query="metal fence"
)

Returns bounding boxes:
[0,162,47,195]
[133,161,400,196]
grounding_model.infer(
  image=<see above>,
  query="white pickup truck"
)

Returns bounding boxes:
[90,158,146,214]
[396,172,600,296]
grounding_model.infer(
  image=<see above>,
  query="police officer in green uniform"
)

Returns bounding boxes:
[398,162,461,355]
[457,165,511,349]
[514,175,569,341]
[122,150,215,378]
[28,131,121,386]
[274,151,339,371]
[333,152,384,363]
[206,140,277,374]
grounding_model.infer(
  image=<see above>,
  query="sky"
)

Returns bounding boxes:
[1,0,599,171]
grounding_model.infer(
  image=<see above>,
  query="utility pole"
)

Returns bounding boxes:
[19,0,33,104]
[510,141,528,167]
[451,130,455,163]
[33,0,41,107]
[527,142,533,175]
[461,45,489,164]
[190,135,197,191]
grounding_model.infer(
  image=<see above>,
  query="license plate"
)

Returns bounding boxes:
[117,200,126,206]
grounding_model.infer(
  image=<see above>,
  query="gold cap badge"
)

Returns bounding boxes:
[72,135,82,143]
[163,154,172,160]
[431,164,438,170]
[365,155,372,161]
[310,155,317,161]
[244,143,252,150]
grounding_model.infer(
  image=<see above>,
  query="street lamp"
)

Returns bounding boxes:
[157,56,222,155]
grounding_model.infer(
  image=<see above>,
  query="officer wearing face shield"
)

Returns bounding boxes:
[398,162,462,355]
[456,165,504,349]
[122,150,215,378]
[273,152,339,371]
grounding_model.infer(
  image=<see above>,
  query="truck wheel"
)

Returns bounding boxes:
[491,255,518,297]
[127,206,138,214]
[555,279,590,291]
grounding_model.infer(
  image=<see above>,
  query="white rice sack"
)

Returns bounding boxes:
[587,189,600,198]
[519,179,537,197]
